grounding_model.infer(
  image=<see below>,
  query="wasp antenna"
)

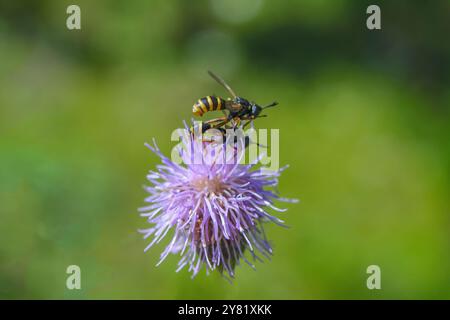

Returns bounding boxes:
[263,101,278,109]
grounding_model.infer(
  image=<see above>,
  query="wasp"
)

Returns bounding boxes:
[192,71,278,131]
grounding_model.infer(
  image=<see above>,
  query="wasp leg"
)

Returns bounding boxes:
[201,121,228,144]
[190,116,228,133]
[229,117,241,128]
[238,114,268,129]
[241,119,255,129]
[240,115,267,121]
[203,116,228,125]
[202,117,230,131]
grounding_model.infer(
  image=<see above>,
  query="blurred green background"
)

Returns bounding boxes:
[0,0,449,299]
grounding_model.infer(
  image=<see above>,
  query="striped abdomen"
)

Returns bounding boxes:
[192,96,226,116]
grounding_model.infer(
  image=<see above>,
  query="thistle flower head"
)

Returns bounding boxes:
[139,125,296,280]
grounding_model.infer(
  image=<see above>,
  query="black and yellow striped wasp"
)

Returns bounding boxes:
[192,71,278,132]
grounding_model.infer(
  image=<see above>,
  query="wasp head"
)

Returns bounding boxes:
[249,103,262,118]
[231,97,278,119]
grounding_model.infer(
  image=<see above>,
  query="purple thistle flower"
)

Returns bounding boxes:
[139,127,296,280]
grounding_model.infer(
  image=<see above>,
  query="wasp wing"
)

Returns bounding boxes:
[208,70,237,98]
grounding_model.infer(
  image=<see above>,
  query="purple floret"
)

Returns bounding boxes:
[139,128,296,280]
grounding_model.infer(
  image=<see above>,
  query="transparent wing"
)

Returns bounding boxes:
[208,70,237,98]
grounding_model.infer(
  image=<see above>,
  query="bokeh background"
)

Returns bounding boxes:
[1,0,449,299]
